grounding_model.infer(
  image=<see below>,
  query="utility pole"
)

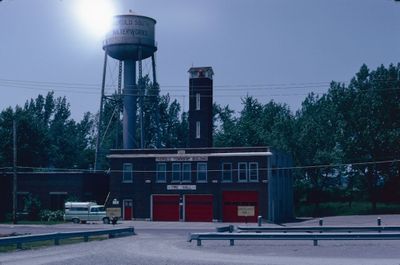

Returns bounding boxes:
[12,118,17,224]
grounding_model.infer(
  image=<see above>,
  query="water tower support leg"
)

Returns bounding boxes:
[123,59,137,149]
[94,51,108,170]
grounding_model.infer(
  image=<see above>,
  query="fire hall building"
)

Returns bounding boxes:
[107,67,293,223]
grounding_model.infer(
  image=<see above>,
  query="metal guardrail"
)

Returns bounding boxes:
[215,225,234,233]
[188,231,400,246]
[0,227,135,249]
[237,226,400,233]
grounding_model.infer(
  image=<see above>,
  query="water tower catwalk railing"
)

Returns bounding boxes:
[94,13,159,170]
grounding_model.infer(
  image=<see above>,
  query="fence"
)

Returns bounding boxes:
[0,227,135,249]
[189,224,400,246]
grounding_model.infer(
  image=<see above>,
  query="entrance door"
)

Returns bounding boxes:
[152,195,180,221]
[123,200,133,220]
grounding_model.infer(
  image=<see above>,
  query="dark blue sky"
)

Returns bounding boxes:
[0,0,399,120]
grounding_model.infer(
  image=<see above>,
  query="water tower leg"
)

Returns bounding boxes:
[94,51,108,170]
[123,59,137,149]
[151,54,161,148]
[138,57,144,149]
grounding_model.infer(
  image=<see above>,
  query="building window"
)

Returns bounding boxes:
[222,163,232,182]
[182,163,192,182]
[249,162,259,182]
[196,93,201,110]
[123,163,133,183]
[172,163,181,182]
[196,121,201,139]
[238,162,248,182]
[197,163,207,183]
[156,163,166,183]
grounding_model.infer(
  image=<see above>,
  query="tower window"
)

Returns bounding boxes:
[123,163,133,183]
[196,121,201,139]
[197,163,207,182]
[172,163,181,182]
[156,163,166,183]
[196,93,200,110]
[222,163,232,182]
[249,162,259,182]
[238,162,248,182]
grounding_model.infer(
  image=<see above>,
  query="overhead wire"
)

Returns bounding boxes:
[8,158,400,174]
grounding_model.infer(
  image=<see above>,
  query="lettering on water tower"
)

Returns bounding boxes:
[104,16,155,47]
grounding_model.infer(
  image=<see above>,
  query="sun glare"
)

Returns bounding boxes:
[75,0,116,38]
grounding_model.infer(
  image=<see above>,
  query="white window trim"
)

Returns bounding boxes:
[197,162,207,183]
[122,163,133,183]
[172,163,181,183]
[156,163,167,183]
[238,162,248,182]
[196,121,201,139]
[221,163,233,182]
[249,162,259,182]
[196,93,201,110]
[182,163,192,183]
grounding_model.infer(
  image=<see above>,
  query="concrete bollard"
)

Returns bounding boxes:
[258,216,262,227]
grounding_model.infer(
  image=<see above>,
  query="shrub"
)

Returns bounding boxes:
[24,194,42,221]
[39,210,64,222]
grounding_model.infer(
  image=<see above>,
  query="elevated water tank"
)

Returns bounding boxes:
[103,14,157,61]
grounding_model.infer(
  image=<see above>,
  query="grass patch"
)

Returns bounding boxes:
[296,202,400,217]
[0,235,108,253]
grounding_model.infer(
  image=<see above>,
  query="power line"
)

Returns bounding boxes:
[11,158,400,174]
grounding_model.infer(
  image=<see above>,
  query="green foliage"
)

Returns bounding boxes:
[39,210,64,222]
[23,194,42,221]
[296,202,400,217]
[0,92,95,170]
[0,63,399,213]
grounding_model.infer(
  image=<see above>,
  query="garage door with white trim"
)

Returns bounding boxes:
[152,195,180,221]
[222,191,258,223]
[184,194,213,222]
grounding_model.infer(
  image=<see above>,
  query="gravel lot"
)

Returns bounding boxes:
[1,215,400,265]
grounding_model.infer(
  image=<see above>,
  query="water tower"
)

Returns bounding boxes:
[94,12,158,170]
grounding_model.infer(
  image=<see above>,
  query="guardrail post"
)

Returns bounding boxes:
[84,235,89,242]
[377,217,381,226]
[319,218,323,226]
[197,239,202,246]
[258,216,262,227]
[313,239,318,246]
[230,239,234,246]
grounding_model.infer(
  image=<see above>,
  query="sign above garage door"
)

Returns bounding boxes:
[167,185,196,190]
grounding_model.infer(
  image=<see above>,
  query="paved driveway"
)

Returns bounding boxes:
[1,215,400,265]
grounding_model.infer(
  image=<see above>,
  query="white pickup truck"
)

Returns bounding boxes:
[64,202,110,224]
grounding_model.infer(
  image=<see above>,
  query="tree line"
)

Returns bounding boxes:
[0,64,399,210]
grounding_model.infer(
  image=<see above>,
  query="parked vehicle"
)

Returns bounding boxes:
[64,202,110,224]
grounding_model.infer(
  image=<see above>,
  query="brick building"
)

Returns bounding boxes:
[106,67,293,223]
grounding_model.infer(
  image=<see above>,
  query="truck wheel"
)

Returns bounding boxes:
[72,218,80,224]
[103,217,110,224]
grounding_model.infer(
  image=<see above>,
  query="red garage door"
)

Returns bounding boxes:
[184,195,213,222]
[152,195,180,221]
[223,191,258,223]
